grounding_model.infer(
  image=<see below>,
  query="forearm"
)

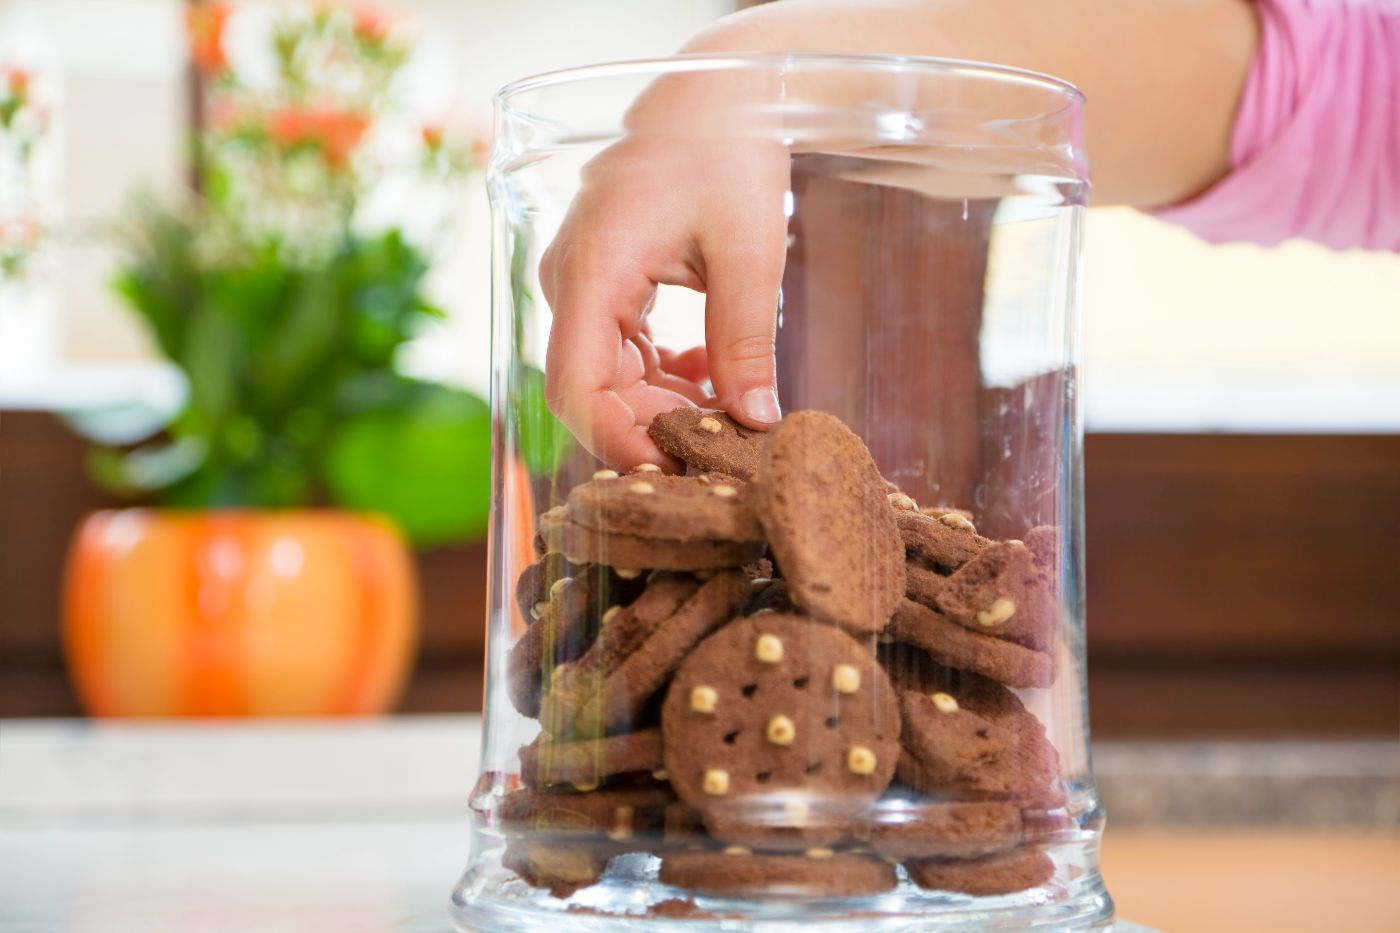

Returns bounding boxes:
[687,0,1259,207]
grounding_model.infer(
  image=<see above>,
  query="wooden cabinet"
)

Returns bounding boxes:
[3,411,1397,735]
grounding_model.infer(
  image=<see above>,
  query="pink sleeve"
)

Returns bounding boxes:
[1153,0,1400,252]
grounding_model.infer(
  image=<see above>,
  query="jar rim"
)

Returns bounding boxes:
[495,51,1084,109]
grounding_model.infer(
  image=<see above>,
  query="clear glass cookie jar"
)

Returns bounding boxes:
[453,53,1113,930]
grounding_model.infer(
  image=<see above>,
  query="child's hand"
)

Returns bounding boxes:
[537,0,1256,468]
[538,99,790,469]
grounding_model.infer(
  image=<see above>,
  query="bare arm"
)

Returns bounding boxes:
[539,0,1259,467]
[696,0,1259,207]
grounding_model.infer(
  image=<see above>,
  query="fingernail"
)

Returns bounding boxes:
[740,387,782,425]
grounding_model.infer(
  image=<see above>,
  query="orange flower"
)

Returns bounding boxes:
[419,122,443,152]
[352,5,390,43]
[470,135,491,169]
[269,107,371,169]
[186,2,233,75]
[206,98,245,133]
[3,66,31,99]
[0,215,45,248]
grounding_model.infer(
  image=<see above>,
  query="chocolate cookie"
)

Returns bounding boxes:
[496,785,675,842]
[566,471,763,543]
[746,578,797,616]
[659,849,898,898]
[935,541,1058,651]
[905,561,948,609]
[502,841,608,898]
[1026,526,1063,615]
[897,509,988,573]
[754,411,904,635]
[514,552,577,623]
[662,614,900,849]
[537,576,697,734]
[742,556,776,582]
[648,407,763,480]
[887,599,1053,689]
[662,801,706,844]
[519,728,664,790]
[646,898,718,920]
[905,846,1055,896]
[922,505,976,523]
[888,655,1062,806]
[543,572,751,738]
[540,506,765,572]
[1024,525,1060,571]
[507,569,630,718]
[855,798,1023,861]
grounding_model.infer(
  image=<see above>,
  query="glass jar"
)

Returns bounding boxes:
[454,54,1111,930]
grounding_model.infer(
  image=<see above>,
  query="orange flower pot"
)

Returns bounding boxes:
[63,509,418,718]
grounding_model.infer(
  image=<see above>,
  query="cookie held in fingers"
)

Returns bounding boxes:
[662,614,900,849]
[905,846,1055,897]
[648,407,764,480]
[540,506,765,572]
[659,849,898,898]
[566,471,763,543]
[887,599,1053,689]
[754,411,904,635]
[519,728,664,790]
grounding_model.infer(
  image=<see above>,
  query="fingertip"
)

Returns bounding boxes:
[731,385,782,429]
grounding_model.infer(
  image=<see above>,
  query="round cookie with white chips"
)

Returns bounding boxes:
[661,613,900,850]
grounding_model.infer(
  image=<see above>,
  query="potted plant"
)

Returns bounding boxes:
[1,59,59,386]
[62,2,489,717]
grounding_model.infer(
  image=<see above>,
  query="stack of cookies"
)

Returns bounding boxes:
[492,406,1066,902]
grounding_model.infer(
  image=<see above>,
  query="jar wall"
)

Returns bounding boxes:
[456,54,1110,931]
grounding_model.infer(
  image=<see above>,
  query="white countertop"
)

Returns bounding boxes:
[2,817,465,933]
[0,717,1177,933]
[0,716,478,933]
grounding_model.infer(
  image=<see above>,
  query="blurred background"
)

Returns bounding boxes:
[0,2,1396,932]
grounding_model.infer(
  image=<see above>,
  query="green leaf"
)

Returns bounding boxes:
[342,230,434,365]
[513,364,573,475]
[180,298,243,429]
[112,207,200,361]
[251,260,343,406]
[215,242,291,347]
[320,383,491,546]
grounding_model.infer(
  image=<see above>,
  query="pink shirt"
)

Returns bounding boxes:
[1155,0,1400,252]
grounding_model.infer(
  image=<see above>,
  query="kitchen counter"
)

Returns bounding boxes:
[2,716,1394,932]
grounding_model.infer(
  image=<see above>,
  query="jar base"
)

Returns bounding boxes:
[451,841,1114,932]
